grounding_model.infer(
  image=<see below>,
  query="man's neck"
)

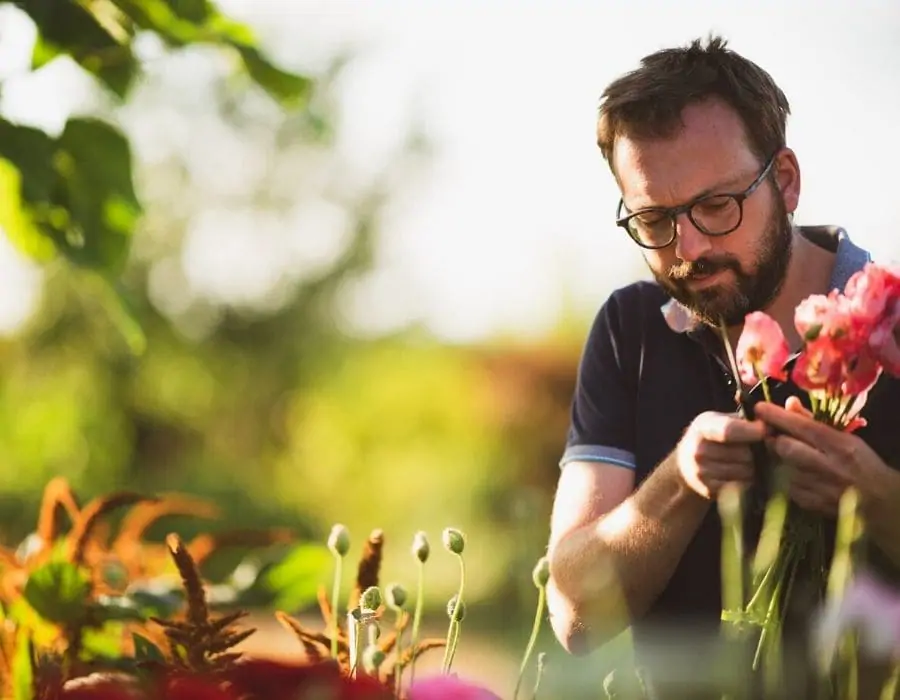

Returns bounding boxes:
[725,228,837,352]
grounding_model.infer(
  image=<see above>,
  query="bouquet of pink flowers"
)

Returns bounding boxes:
[722,261,900,680]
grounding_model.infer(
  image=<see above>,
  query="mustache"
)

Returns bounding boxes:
[667,257,738,281]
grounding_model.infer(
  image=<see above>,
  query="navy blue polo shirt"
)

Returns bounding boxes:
[560,226,900,658]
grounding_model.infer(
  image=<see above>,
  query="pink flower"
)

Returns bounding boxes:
[791,336,843,394]
[869,302,900,376]
[736,311,790,385]
[844,263,898,324]
[408,675,502,700]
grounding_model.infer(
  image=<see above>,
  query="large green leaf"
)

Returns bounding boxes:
[23,561,91,624]
[111,0,310,106]
[263,543,332,612]
[53,118,141,272]
[18,0,139,99]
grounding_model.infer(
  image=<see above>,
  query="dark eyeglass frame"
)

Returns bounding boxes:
[614,154,777,250]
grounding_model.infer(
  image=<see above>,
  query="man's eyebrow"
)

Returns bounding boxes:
[628,172,747,212]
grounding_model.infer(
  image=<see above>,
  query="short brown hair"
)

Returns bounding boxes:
[597,35,790,170]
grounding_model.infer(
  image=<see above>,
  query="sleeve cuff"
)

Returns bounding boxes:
[558,444,636,470]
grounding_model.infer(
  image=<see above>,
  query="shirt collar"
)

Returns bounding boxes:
[660,226,872,334]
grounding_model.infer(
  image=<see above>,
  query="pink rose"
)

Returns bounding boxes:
[736,311,790,385]
[843,263,898,327]
[408,675,502,700]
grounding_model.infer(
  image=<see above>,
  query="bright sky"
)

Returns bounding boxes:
[1,1,899,342]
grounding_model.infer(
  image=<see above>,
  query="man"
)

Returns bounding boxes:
[546,35,900,693]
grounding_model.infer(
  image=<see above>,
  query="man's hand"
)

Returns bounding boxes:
[676,411,766,500]
[754,398,885,516]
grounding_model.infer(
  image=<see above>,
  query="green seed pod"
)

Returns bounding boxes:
[362,645,386,673]
[532,556,550,588]
[360,585,382,611]
[412,531,430,563]
[442,527,466,555]
[327,524,350,557]
[386,582,408,610]
[446,594,466,622]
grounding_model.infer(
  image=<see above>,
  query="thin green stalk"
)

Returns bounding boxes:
[753,362,772,403]
[530,653,547,700]
[442,556,466,674]
[719,484,744,627]
[393,609,404,698]
[330,555,343,659]
[514,584,546,700]
[407,560,425,686]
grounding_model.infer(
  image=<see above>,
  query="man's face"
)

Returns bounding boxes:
[612,98,793,327]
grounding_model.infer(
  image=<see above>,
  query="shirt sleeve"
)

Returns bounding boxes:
[559,289,637,470]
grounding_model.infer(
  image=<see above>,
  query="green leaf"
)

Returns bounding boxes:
[53,117,141,273]
[110,0,208,46]
[234,45,312,107]
[19,0,139,99]
[263,543,332,611]
[163,0,212,23]
[81,622,127,659]
[23,561,91,624]
[0,159,56,261]
[133,632,166,664]
[12,628,34,700]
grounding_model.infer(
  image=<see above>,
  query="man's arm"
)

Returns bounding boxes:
[546,454,710,655]
[547,411,764,655]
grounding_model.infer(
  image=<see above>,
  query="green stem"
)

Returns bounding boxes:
[514,585,546,700]
[753,362,772,403]
[393,608,404,698]
[407,560,425,686]
[530,653,547,700]
[441,556,466,674]
[330,554,342,660]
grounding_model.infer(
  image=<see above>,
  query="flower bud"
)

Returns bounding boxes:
[362,645,385,673]
[412,531,430,563]
[386,582,408,610]
[442,527,466,555]
[532,556,550,588]
[446,594,466,622]
[327,524,350,557]
[360,585,382,611]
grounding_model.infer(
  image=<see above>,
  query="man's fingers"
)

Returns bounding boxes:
[784,396,813,417]
[699,460,755,486]
[697,412,766,444]
[696,441,754,464]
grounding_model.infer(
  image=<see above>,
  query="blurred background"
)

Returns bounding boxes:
[0,0,899,695]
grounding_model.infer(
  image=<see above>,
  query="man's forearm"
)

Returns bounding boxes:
[548,453,711,653]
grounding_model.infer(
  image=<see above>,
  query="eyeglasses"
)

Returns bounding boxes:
[615,155,777,250]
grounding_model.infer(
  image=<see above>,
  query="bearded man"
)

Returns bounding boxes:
[546,35,900,698]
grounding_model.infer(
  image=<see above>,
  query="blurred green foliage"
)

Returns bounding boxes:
[0,0,586,650]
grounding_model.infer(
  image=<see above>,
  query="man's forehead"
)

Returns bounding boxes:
[614,138,758,211]
[611,100,758,209]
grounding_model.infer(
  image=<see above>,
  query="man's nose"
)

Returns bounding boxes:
[673,212,713,262]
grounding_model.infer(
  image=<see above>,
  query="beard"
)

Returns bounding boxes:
[649,196,793,327]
